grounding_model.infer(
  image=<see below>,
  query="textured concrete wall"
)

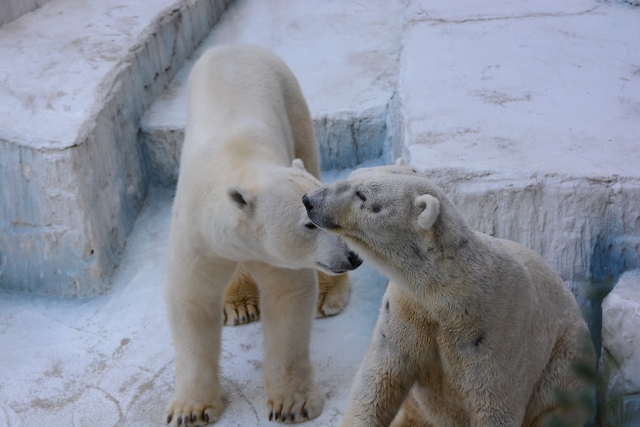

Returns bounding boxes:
[313,106,388,172]
[0,95,147,295]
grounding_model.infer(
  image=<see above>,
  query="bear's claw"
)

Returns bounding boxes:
[165,399,221,427]
[223,301,260,326]
[266,393,320,424]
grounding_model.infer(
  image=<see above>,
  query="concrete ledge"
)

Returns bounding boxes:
[0,0,233,295]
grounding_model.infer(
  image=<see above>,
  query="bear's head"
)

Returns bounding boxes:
[302,163,470,281]
[226,159,362,275]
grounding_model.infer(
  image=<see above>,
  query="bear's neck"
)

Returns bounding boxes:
[366,228,481,301]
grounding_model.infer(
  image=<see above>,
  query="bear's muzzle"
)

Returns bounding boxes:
[302,193,341,230]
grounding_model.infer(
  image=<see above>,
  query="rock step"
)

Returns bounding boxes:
[0,0,233,295]
[140,0,403,186]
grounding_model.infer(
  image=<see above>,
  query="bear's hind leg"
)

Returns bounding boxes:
[223,264,260,326]
[223,267,350,326]
[316,271,350,317]
[247,262,323,424]
[523,329,595,427]
[390,393,435,427]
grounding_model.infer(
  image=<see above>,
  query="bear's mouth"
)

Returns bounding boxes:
[317,251,362,273]
[308,215,341,230]
[317,262,347,275]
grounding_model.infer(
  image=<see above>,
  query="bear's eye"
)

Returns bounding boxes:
[355,191,366,202]
[371,205,381,213]
[304,222,317,229]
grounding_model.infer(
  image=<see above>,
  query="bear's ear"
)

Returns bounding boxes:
[415,194,440,231]
[395,157,405,166]
[292,158,307,171]
[228,188,255,212]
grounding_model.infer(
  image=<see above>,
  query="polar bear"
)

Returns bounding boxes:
[164,45,362,426]
[303,162,596,427]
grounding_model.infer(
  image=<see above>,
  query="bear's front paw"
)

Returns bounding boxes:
[266,385,323,424]
[164,398,223,427]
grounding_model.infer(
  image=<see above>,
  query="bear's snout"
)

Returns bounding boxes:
[303,191,341,230]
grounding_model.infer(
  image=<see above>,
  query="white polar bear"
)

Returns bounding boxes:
[164,45,362,426]
[303,162,596,427]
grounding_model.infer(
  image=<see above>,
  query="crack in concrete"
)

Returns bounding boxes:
[224,375,261,423]
[77,385,125,426]
[409,5,602,25]
[0,401,12,427]
[126,359,173,415]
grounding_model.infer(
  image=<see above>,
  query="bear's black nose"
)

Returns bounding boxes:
[348,251,363,268]
[302,194,313,212]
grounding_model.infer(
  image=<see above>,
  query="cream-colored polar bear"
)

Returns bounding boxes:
[164,45,362,426]
[303,162,596,427]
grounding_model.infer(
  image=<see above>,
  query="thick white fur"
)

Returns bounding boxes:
[304,164,596,427]
[164,45,357,426]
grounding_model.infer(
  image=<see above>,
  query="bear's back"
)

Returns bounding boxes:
[496,237,580,316]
